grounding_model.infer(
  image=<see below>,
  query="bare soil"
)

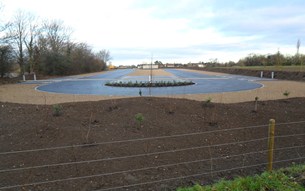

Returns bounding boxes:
[0,97,304,190]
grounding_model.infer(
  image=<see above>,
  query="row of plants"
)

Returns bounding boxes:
[105,80,195,87]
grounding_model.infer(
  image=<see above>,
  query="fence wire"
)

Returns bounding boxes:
[94,156,305,191]
[0,121,304,190]
[0,123,270,155]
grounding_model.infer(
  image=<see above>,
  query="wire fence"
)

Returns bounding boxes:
[0,120,304,190]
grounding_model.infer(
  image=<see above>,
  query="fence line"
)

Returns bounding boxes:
[94,156,305,191]
[0,120,304,190]
[1,134,304,174]
[0,137,269,173]
[0,144,303,190]
[0,123,270,155]
[0,150,264,190]
[1,120,304,156]
[275,120,305,126]
[274,133,305,139]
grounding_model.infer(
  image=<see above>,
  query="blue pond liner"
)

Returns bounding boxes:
[36,69,266,96]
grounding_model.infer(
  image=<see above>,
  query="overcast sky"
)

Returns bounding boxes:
[1,0,305,65]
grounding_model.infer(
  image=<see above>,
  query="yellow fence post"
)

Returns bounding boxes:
[267,119,275,171]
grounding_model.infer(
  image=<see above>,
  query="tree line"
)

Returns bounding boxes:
[0,7,111,78]
[236,49,304,67]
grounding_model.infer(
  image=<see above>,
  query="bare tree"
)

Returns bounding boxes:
[96,49,112,64]
[0,3,12,45]
[0,3,14,77]
[41,20,72,53]
[9,10,28,74]
[37,20,72,74]
[23,14,40,73]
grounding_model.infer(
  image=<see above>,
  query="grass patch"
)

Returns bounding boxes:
[177,164,305,191]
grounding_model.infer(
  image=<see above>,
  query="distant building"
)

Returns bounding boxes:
[165,63,175,68]
[164,63,183,68]
[187,63,206,68]
[137,64,159,70]
[198,64,205,68]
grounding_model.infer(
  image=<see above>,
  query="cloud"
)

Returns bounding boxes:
[2,0,305,65]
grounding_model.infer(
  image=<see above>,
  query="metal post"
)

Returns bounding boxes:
[271,72,274,79]
[260,71,263,78]
[267,119,275,171]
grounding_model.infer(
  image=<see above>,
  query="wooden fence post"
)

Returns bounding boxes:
[268,119,275,171]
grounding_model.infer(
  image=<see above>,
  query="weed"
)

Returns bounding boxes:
[202,97,213,108]
[52,104,63,116]
[135,113,144,128]
[283,90,291,103]
[283,90,290,97]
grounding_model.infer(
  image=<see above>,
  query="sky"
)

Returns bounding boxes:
[1,0,305,66]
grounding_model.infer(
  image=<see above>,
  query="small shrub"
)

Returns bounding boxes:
[283,90,290,97]
[52,104,63,116]
[202,97,213,108]
[135,113,144,128]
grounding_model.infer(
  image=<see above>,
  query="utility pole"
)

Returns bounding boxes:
[149,53,153,96]
[150,53,153,84]
[296,39,302,71]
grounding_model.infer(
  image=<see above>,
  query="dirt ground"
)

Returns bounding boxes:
[0,97,305,190]
[0,69,304,190]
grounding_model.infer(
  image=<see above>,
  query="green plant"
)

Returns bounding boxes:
[283,90,290,97]
[205,97,212,103]
[105,80,194,87]
[202,97,213,108]
[52,104,63,116]
[177,164,305,191]
[135,113,144,128]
